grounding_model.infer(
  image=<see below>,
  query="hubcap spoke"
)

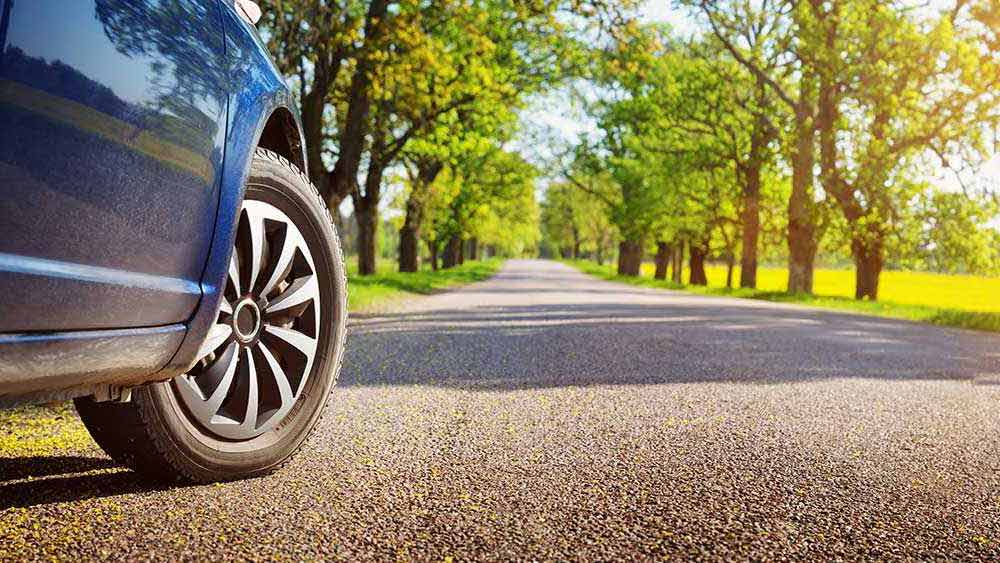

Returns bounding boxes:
[174,340,239,423]
[174,198,323,441]
[265,325,317,360]
[240,348,259,431]
[197,323,232,359]
[246,211,265,294]
[259,227,301,298]
[267,275,318,315]
[203,341,240,414]
[228,253,241,297]
[258,341,294,411]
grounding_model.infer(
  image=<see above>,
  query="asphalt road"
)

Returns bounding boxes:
[3,259,1000,560]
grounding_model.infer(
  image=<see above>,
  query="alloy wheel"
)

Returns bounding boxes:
[173,199,321,440]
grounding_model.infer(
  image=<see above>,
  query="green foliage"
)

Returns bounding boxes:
[444,147,542,255]
[541,181,616,259]
[556,0,1000,294]
[906,190,1000,275]
[805,0,1000,282]
[262,0,999,288]
[262,0,634,274]
[566,21,791,270]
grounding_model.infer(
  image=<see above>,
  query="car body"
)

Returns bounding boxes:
[0,0,310,407]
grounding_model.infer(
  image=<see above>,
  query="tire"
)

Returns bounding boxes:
[75,149,347,483]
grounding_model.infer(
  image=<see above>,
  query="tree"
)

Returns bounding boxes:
[397,103,516,272]
[264,0,621,275]
[815,0,1000,299]
[903,189,1000,276]
[541,182,584,258]
[262,0,380,209]
[682,0,826,293]
[633,40,781,288]
[541,181,614,260]
[398,156,444,272]
[438,147,541,266]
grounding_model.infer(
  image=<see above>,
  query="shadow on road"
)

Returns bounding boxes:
[0,456,180,509]
[342,296,1000,391]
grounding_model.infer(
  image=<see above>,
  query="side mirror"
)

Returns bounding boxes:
[235,0,261,25]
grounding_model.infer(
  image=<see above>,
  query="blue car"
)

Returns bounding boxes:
[0,0,347,482]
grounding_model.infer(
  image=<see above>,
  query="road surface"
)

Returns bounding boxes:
[3,260,1000,560]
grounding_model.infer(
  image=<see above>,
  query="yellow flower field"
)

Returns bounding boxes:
[572,260,1000,332]
[643,264,1000,313]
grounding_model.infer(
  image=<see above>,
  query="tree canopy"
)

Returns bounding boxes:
[259,0,999,294]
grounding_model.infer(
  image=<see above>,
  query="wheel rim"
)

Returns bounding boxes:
[173,199,321,440]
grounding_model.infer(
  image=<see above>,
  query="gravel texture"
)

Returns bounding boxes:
[2,259,1000,560]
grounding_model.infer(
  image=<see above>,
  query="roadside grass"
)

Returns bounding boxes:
[564,259,1000,333]
[346,258,504,311]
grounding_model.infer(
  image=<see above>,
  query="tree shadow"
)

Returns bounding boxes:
[341,297,1000,391]
[0,456,184,509]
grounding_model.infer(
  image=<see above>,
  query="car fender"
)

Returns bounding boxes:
[156,3,307,379]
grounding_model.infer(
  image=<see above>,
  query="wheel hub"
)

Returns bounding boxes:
[232,298,261,343]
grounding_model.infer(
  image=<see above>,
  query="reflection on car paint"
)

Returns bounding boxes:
[0,0,227,331]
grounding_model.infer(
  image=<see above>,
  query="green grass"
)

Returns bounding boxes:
[564,259,1000,333]
[347,258,504,311]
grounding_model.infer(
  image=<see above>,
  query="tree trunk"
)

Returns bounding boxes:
[595,243,604,266]
[428,239,439,271]
[654,242,670,280]
[355,202,377,276]
[442,234,462,269]
[739,78,776,290]
[726,253,735,289]
[300,78,339,199]
[458,239,465,265]
[851,235,884,300]
[399,225,420,273]
[787,105,818,294]
[327,0,389,207]
[740,166,761,289]
[689,237,709,286]
[397,160,442,273]
[352,154,386,276]
[671,239,684,284]
[617,240,642,276]
[397,189,422,273]
[468,238,478,261]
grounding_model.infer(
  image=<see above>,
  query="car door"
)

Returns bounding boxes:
[0,0,228,332]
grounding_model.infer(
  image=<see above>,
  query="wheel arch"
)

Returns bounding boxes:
[256,107,307,177]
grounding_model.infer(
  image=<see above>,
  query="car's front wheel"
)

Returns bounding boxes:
[75,149,347,483]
